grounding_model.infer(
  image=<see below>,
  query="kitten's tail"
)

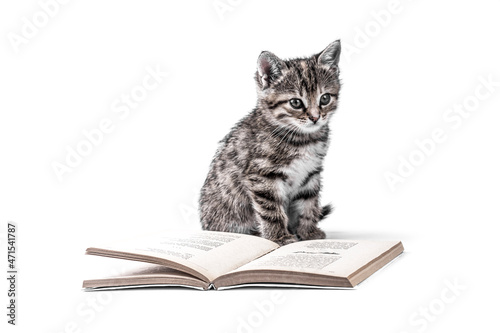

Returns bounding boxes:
[319,204,333,221]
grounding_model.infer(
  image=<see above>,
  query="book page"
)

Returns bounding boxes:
[231,239,401,278]
[86,230,279,282]
[82,260,210,290]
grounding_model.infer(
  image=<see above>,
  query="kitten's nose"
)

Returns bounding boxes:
[308,115,319,124]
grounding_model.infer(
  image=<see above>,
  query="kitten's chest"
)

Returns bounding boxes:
[279,144,325,196]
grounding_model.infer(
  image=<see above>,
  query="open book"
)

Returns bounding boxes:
[83,230,403,290]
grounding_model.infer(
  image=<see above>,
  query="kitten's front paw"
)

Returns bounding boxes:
[297,225,326,241]
[272,234,298,246]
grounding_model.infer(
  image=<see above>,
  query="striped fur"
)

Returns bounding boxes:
[200,41,341,245]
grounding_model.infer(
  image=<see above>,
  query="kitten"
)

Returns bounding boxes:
[200,40,341,245]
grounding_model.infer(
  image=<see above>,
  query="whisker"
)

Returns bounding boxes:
[287,124,300,145]
[276,126,294,147]
[266,124,288,142]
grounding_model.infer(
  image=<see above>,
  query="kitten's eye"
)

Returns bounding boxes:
[289,98,303,109]
[320,93,331,106]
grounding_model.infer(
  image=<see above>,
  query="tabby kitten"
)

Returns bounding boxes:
[200,40,341,245]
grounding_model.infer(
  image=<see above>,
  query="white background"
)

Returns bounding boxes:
[1,0,499,332]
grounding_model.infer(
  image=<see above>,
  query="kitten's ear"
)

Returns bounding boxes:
[317,40,341,68]
[257,51,286,89]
